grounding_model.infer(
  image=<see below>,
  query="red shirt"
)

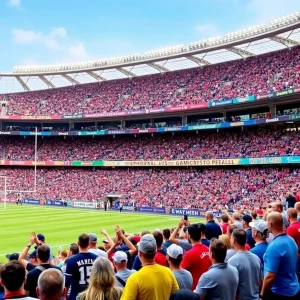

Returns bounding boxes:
[180,243,211,290]
[221,223,229,234]
[155,250,167,267]
[287,221,300,257]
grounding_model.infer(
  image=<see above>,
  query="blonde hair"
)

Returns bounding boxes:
[219,234,232,249]
[79,257,122,300]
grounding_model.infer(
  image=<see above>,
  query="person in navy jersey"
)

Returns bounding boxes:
[249,220,269,265]
[65,234,98,300]
[261,212,300,300]
[204,211,222,240]
[242,214,256,249]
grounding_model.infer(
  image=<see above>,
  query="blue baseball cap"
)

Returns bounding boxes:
[37,234,45,241]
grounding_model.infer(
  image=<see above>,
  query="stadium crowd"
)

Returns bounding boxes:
[1,128,300,161]
[0,167,299,210]
[1,205,300,300]
[3,46,300,116]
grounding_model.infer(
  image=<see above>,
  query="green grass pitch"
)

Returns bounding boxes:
[0,204,204,262]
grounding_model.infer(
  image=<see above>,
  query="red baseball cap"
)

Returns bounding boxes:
[256,209,264,216]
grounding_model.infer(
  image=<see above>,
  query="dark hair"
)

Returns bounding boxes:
[37,245,50,263]
[251,211,257,220]
[232,229,246,246]
[139,251,156,260]
[168,255,183,266]
[221,215,229,223]
[227,224,237,235]
[0,261,26,291]
[187,224,202,242]
[162,228,170,239]
[153,231,164,248]
[210,238,227,263]
[78,234,89,249]
[69,243,79,255]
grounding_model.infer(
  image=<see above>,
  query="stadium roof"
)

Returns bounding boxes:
[1,11,300,94]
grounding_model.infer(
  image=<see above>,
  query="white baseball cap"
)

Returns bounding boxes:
[249,220,268,233]
[112,251,128,263]
[166,244,183,259]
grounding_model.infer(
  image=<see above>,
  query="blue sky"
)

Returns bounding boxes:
[0,0,299,71]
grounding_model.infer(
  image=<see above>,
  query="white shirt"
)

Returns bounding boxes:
[89,248,108,258]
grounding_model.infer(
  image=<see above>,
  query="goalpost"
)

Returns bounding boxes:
[0,127,38,210]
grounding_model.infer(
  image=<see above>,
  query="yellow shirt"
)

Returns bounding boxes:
[120,264,179,300]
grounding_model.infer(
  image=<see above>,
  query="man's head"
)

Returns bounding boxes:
[295,202,300,216]
[249,220,268,241]
[256,209,264,219]
[36,269,65,300]
[69,243,79,257]
[287,208,298,224]
[242,215,252,229]
[153,231,164,249]
[37,233,46,243]
[187,224,203,243]
[59,250,68,262]
[227,224,237,237]
[138,234,157,261]
[112,251,128,270]
[5,253,19,262]
[267,212,284,234]
[205,211,214,222]
[221,214,229,224]
[162,228,170,241]
[233,212,241,221]
[28,250,38,265]
[0,261,26,292]
[231,229,246,249]
[37,245,50,264]
[272,202,283,213]
[88,233,98,249]
[102,239,110,251]
[166,244,183,267]
[77,234,89,250]
[209,238,227,264]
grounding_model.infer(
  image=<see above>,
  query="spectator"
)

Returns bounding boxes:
[194,238,239,300]
[256,209,264,220]
[166,244,193,290]
[120,234,179,300]
[78,257,122,300]
[199,224,210,247]
[5,253,19,262]
[218,234,235,262]
[162,229,172,250]
[242,215,256,249]
[65,234,98,300]
[228,229,262,300]
[56,250,68,269]
[153,231,167,267]
[261,212,300,299]
[286,208,300,280]
[169,289,199,300]
[112,251,136,288]
[169,219,192,252]
[204,212,222,240]
[286,192,297,208]
[220,214,229,234]
[271,202,289,229]
[0,261,36,300]
[88,233,108,258]
[295,202,300,222]
[180,224,211,290]
[249,220,269,265]
[24,245,61,298]
[36,269,65,300]
[0,264,5,300]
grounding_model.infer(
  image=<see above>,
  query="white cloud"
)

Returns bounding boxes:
[196,23,221,38]
[11,27,67,50]
[8,0,21,7]
[67,42,91,62]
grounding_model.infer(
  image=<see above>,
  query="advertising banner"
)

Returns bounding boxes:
[22,198,40,205]
[209,99,233,107]
[137,206,166,213]
[168,208,201,216]
[46,200,64,206]
[73,201,97,209]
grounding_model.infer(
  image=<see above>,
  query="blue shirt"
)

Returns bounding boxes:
[250,242,268,265]
[201,239,210,247]
[162,240,172,250]
[228,251,262,300]
[245,229,255,249]
[264,233,300,297]
[65,252,98,300]
[194,263,239,300]
[205,221,222,240]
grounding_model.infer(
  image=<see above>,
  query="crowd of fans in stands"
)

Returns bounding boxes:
[3,46,300,116]
[1,128,300,161]
[0,167,299,210]
[1,202,300,300]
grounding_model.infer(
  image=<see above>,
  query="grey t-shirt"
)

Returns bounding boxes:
[228,252,262,300]
[115,269,136,287]
[225,249,236,262]
[178,239,192,251]
[173,269,193,290]
[234,221,243,230]
[88,248,108,258]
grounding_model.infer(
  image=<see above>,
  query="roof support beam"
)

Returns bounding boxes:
[269,35,300,48]
[39,75,56,89]
[148,63,169,72]
[117,68,136,77]
[186,56,211,66]
[62,74,80,85]
[86,71,106,81]
[226,47,255,58]
[15,76,30,91]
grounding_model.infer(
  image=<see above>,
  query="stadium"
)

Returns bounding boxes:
[0,2,300,300]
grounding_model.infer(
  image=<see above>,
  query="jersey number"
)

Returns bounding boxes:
[79,266,92,285]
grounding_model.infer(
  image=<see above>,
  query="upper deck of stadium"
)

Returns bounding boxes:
[1,12,300,93]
